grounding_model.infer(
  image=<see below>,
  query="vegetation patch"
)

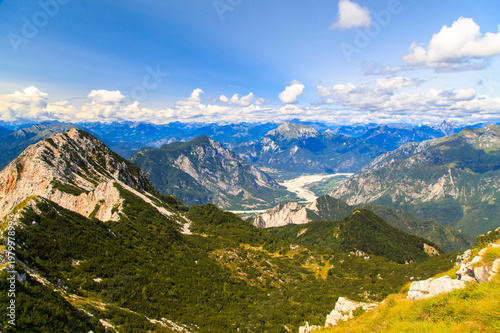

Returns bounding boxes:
[50,179,88,196]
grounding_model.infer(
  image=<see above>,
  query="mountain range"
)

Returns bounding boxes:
[331,125,500,237]
[130,135,294,209]
[0,128,460,332]
[234,122,388,174]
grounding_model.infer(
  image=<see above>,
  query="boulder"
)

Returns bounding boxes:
[407,276,466,300]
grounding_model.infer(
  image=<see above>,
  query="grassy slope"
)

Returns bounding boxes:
[323,278,500,333]
[322,238,500,333]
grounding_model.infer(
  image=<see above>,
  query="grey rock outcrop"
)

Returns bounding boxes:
[409,242,500,300]
[298,322,320,333]
[324,297,378,328]
[407,276,466,300]
[456,244,500,283]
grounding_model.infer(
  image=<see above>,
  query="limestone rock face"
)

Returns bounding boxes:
[253,195,352,228]
[407,276,466,300]
[0,128,168,222]
[253,201,308,228]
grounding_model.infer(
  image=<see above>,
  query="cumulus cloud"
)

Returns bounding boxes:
[0,86,49,122]
[402,17,500,71]
[315,78,497,120]
[176,88,204,107]
[87,90,125,104]
[375,76,423,92]
[219,92,263,106]
[1,85,499,126]
[279,80,305,104]
[330,0,371,30]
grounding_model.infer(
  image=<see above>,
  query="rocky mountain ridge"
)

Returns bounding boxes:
[0,128,170,223]
[0,128,470,332]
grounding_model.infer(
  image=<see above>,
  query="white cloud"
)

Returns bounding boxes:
[87,90,125,104]
[1,85,499,126]
[375,76,423,92]
[279,80,305,104]
[330,0,371,30]
[176,88,204,107]
[0,86,49,122]
[219,92,262,106]
[316,79,498,120]
[402,17,500,71]
[363,62,403,76]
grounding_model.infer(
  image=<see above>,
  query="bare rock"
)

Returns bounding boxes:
[324,297,377,328]
[407,276,466,300]
[298,322,320,333]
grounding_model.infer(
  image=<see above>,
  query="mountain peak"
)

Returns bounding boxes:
[0,128,161,222]
[266,123,320,140]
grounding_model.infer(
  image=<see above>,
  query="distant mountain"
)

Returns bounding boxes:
[0,126,13,138]
[268,209,443,264]
[361,124,450,151]
[331,124,377,137]
[0,123,78,170]
[234,122,387,174]
[130,135,293,209]
[254,195,472,252]
[82,121,278,150]
[432,120,461,136]
[331,125,500,237]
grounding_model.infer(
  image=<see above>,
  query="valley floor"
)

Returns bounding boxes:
[279,173,353,203]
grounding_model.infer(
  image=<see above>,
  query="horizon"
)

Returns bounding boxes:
[1,0,499,125]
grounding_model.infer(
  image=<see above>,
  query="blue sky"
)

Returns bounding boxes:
[0,0,499,125]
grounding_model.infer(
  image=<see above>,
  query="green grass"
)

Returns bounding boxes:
[334,279,500,332]
[306,176,349,197]
[322,248,500,333]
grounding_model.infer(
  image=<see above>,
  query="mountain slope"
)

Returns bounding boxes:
[234,122,387,174]
[130,135,293,209]
[0,126,13,138]
[331,125,500,237]
[254,195,472,252]
[268,209,443,264]
[0,128,168,223]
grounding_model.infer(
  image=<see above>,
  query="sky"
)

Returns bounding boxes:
[0,0,499,125]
